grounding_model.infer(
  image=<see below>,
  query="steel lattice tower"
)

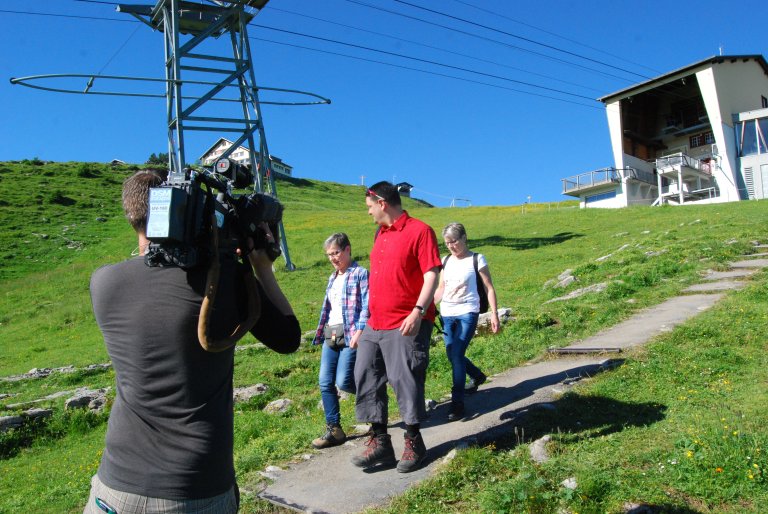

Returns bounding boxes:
[118,0,296,268]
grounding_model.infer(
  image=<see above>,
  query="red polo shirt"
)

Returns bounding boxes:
[368,211,442,330]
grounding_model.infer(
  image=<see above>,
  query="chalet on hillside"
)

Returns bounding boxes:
[199,137,293,177]
[562,55,768,208]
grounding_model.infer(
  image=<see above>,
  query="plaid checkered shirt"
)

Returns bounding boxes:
[312,261,369,345]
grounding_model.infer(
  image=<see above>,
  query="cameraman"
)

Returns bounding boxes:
[84,170,300,514]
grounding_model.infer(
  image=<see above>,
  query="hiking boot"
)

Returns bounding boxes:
[465,372,487,394]
[311,424,346,449]
[397,432,427,473]
[351,433,396,468]
[447,401,464,422]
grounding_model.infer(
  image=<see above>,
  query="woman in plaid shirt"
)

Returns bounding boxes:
[311,233,369,448]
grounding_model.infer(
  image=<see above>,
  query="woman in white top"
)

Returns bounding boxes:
[434,222,499,421]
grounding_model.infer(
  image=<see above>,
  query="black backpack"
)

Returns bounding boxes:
[442,253,489,314]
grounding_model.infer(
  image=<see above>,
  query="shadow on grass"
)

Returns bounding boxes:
[471,231,584,251]
[623,506,702,514]
[276,175,314,187]
[418,360,667,467]
[498,392,668,445]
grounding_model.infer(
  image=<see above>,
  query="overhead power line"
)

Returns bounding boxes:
[446,0,661,74]
[249,35,602,110]
[74,0,120,5]
[0,8,135,23]
[253,24,598,102]
[2,5,602,107]
[410,187,455,200]
[342,0,636,84]
[268,6,602,93]
[96,24,142,74]
[393,0,651,80]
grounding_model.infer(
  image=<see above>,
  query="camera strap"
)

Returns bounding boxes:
[198,197,261,352]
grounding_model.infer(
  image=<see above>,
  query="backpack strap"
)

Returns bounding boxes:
[442,254,450,269]
[474,252,490,313]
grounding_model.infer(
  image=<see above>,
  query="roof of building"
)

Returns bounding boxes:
[199,137,239,160]
[598,54,768,103]
[198,138,290,168]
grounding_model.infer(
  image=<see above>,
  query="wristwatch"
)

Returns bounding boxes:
[414,305,425,315]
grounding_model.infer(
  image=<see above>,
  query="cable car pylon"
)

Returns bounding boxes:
[117,0,313,269]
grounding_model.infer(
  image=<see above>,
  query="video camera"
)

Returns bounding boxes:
[144,158,283,269]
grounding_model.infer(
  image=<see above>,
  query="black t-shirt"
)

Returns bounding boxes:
[90,256,299,499]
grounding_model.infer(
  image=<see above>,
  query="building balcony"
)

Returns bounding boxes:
[562,167,654,196]
[655,153,712,179]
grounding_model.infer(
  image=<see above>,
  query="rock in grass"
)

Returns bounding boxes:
[233,384,268,403]
[529,434,551,464]
[24,408,53,420]
[623,502,654,514]
[0,415,24,432]
[263,398,292,414]
[442,441,470,464]
[545,283,608,304]
[65,388,109,412]
[259,465,283,480]
[0,409,53,433]
[442,449,458,464]
[476,308,513,334]
[1,363,110,383]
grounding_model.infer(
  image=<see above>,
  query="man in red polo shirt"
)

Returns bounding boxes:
[352,181,441,473]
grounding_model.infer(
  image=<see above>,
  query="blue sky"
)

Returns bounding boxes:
[2,0,766,206]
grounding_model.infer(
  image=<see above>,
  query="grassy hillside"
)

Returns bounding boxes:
[1,160,767,513]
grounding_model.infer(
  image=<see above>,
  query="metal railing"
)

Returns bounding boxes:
[562,167,620,193]
[655,153,712,175]
[561,167,654,193]
[625,167,656,184]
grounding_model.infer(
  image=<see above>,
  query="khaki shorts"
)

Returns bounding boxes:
[83,474,238,514]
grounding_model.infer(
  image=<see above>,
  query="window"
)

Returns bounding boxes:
[762,96,768,108]
[585,190,617,204]
[690,131,714,148]
[739,120,758,156]
[759,118,768,154]
[690,134,703,148]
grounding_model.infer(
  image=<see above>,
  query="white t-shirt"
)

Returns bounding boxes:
[440,253,488,316]
[327,270,348,326]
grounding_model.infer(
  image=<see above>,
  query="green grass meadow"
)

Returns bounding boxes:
[1,160,767,513]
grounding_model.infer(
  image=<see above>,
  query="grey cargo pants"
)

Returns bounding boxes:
[354,320,433,426]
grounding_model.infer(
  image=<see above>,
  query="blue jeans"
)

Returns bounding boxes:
[319,342,357,425]
[443,312,482,403]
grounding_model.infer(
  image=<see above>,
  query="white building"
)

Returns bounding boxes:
[199,137,293,177]
[563,55,768,208]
